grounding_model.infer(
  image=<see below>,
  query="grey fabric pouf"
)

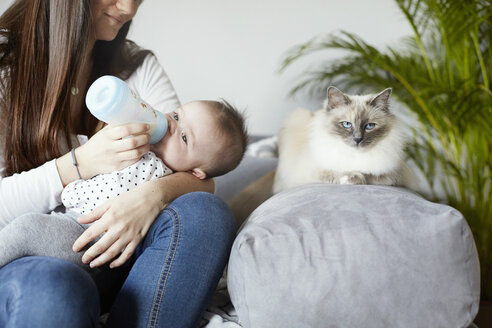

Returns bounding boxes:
[227,184,480,328]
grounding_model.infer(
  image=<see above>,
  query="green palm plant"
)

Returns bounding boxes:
[280,0,492,299]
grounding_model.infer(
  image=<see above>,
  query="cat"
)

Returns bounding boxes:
[273,86,415,194]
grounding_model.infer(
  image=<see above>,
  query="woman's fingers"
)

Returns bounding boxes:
[107,123,150,140]
[116,143,150,163]
[77,202,109,225]
[110,241,139,268]
[73,217,109,253]
[73,203,111,252]
[75,123,151,178]
[114,133,150,153]
[81,228,119,264]
[89,239,128,268]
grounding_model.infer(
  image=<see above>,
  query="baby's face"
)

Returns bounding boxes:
[150,101,223,179]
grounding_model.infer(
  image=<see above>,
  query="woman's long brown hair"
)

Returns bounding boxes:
[0,0,152,176]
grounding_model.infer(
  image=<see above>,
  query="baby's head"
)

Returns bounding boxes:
[150,100,248,179]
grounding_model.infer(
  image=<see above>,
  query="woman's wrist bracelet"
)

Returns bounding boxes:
[71,148,82,180]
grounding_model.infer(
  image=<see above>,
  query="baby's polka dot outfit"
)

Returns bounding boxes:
[62,152,172,215]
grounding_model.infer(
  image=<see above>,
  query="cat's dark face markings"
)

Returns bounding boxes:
[324,87,394,149]
[330,107,393,148]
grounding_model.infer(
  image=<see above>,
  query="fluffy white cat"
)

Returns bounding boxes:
[273,86,415,194]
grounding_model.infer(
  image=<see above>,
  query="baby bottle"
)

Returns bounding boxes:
[85,75,168,144]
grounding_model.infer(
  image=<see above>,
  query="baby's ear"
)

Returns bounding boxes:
[190,168,207,180]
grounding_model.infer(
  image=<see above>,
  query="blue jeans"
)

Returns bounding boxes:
[0,192,236,328]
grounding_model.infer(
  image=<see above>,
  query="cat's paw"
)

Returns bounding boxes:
[340,172,366,185]
[339,176,351,184]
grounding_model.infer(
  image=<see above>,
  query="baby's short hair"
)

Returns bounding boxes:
[202,99,248,178]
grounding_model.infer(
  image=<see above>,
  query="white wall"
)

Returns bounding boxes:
[1,0,412,135]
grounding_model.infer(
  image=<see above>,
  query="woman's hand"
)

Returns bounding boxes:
[76,123,151,179]
[71,172,214,268]
[72,181,162,268]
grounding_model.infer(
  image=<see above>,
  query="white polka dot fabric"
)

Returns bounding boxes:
[62,152,172,215]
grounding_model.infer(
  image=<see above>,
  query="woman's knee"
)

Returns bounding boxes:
[169,191,237,240]
[0,257,99,327]
[142,192,237,262]
[144,192,237,255]
[26,256,99,303]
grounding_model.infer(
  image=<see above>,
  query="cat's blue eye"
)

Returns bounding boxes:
[365,123,376,130]
[341,121,352,128]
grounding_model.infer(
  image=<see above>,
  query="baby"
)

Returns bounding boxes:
[0,99,248,270]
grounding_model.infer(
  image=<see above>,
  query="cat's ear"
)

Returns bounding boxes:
[369,88,392,111]
[325,86,351,110]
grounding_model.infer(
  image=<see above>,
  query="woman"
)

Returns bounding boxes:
[0,0,236,327]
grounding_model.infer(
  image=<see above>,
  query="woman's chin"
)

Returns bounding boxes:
[95,30,119,42]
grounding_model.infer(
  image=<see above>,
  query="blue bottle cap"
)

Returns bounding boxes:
[150,111,168,144]
[86,75,128,123]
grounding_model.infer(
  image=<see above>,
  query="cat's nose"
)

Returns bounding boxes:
[353,137,363,144]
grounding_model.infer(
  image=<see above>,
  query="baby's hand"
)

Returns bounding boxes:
[76,123,151,179]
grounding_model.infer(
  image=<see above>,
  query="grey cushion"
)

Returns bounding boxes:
[227,184,480,328]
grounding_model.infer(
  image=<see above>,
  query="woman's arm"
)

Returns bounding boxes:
[56,123,151,186]
[0,51,177,226]
[0,123,151,227]
[0,159,64,228]
[72,172,214,268]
